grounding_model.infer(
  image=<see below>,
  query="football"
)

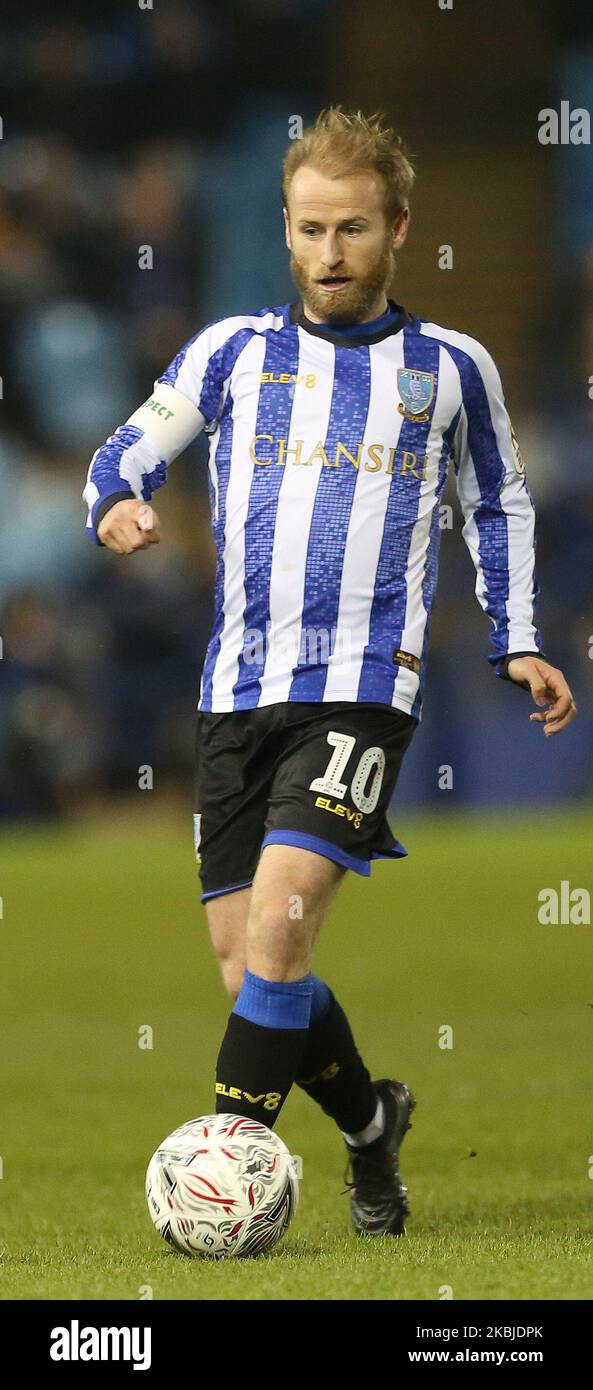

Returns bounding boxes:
[146,1113,299,1259]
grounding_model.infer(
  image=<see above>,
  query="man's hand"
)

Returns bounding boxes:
[506,656,577,737]
[97,499,161,554]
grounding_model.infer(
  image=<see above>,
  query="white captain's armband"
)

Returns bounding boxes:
[125,383,205,461]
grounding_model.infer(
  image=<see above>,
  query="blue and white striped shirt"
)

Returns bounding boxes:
[84,300,545,718]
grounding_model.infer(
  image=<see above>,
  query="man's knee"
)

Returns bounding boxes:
[243,847,345,980]
[245,899,314,981]
[247,877,332,952]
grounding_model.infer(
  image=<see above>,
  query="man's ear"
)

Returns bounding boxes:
[283,206,292,251]
[393,207,410,251]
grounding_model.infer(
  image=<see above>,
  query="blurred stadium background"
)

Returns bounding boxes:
[0,0,591,819]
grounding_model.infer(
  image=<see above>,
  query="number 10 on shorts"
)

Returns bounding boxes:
[309,731,386,814]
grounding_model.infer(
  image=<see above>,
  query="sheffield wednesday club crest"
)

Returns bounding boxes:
[397,368,435,422]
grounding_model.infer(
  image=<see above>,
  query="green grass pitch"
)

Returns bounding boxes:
[0,807,591,1301]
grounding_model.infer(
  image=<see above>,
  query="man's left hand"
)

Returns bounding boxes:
[506,657,577,737]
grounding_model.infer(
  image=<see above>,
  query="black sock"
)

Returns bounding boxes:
[216,1011,308,1128]
[295,990,377,1134]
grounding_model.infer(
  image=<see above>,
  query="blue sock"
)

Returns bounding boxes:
[233,968,313,1030]
[307,973,333,1024]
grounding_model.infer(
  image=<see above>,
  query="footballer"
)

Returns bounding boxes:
[84,108,576,1237]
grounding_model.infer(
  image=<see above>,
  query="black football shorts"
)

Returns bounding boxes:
[193,701,418,903]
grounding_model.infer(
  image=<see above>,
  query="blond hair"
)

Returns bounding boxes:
[282,106,415,221]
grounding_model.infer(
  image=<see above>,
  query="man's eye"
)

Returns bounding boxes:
[300,226,362,236]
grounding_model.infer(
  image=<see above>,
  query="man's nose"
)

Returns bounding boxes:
[320,235,343,268]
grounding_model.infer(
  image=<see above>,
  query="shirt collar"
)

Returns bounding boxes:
[288,297,414,347]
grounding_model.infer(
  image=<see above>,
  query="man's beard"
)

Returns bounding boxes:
[290,237,395,325]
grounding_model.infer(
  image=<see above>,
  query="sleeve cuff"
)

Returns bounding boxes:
[91,489,136,545]
[497,651,548,682]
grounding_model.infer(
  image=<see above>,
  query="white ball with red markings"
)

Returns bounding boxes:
[145,1113,299,1258]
